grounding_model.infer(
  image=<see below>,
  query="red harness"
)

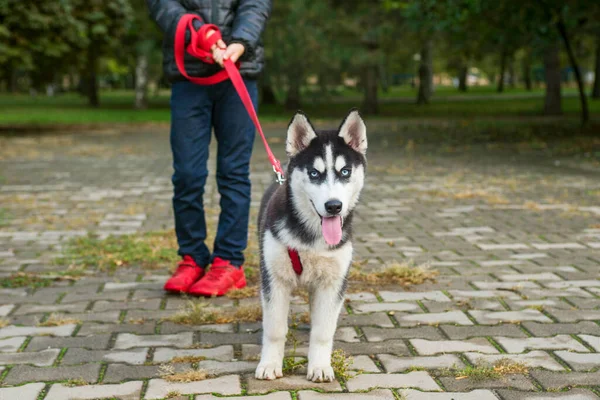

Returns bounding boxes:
[174,15,303,274]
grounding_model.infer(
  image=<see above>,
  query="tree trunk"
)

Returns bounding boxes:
[458,64,468,92]
[134,53,148,110]
[497,48,507,93]
[556,18,588,124]
[508,57,516,88]
[522,50,532,91]
[416,39,433,104]
[86,48,99,107]
[543,42,562,115]
[591,35,600,99]
[260,78,277,105]
[362,62,378,115]
[285,74,301,110]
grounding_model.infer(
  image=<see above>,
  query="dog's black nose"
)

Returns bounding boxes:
[325,200,343,215]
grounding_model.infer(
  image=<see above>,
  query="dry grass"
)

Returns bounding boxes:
[349,261,438,287]
[159,363,209,382]
[423,188,509,205]
[164,301,262,325]
[0,319,10,328]
[64,378,88,387]
[331,349,354,382]
[453,359,529,381]
[170,355,206,364]
[293,312,310,324]
[38,313,81,327]
[128,318,145,325]
[225,286,259,299]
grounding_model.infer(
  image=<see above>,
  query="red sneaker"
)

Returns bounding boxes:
[187,257,247,297]
[164,255,204,293]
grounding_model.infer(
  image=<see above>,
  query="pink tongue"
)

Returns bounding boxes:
[322,216,342,245]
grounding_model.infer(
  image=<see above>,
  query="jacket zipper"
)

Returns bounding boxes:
[211,0,218,24]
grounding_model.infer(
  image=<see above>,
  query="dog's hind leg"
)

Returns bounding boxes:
[306,283,345,382]
[255,282,292,380]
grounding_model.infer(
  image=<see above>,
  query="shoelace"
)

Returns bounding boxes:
[175,260,197,274]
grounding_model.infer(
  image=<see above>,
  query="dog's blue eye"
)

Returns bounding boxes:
[309,169,320,179]
[340,168,351,177]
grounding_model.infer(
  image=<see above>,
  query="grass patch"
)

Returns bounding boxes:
[423,189,509,205]
[331,349,354,382]
[55,231,179,272]
[0,208,10,227]
[1,272,54,289]
[225,286,259,299]
[38,313,81,327]
[453,359,529,381]
[164,301,262,325]
[349,261,438,286]
[64,378,88,387]
[170,355,206,364]
[282,319,306,375]
[159,363,209,382]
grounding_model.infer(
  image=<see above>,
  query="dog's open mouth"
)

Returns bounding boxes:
[321,216,342,246]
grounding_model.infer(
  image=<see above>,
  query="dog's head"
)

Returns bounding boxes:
[285,109,367,246]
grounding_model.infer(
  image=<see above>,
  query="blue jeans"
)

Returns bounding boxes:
[170,79,257,268]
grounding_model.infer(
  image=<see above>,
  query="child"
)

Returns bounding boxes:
[146,0,272,296]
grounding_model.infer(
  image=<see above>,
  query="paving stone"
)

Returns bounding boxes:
[472,281,540,290]
[468,309,552,324]
[506,299,571,310]
[346,371,441,391]
[441,324,527,339]
[338,312,395,328]
[196,359,257,374]
[398,389,499,400]
[145,375,241,398]
[3,363,101,384]
[92,298,162,312]
[448,290,520,300]
[25,334,111,351]
[114,332,193,349]
[549,310,600,323]
[578,335,600,351]
[0,304,14,317]
[520,288,593,298]
[495,335,590,353]
[499,272,562,281]
[45,381,143,400]
[77,322,157,336]
[198,331,262,345]
[410,338,499,355]
[530,370,600,391]
[102,364,186,383]
[379,291,451,302]
[247,375,341,394]
[153,346,234,362]
[439,374,536,391]
[0,324,76,338]
[547,280,600,289]
[332,340,410,356]
[352,302,421,313]
[335,327,360,342]
[14,302,88,315]
[61,348,149,365]
[351,355,380,372]
[424,298,505,312]
[396,310,473,327]
[497,388,600,399]
[378,353,464,372]
[0,336,26,352]
[555,350,600,371]
[478,243,529,250]
[160,321,235,334]
[531,243,586,250]
[199,393,293,400]
[521,321,600,337]
[0,348,60,366]
[345,292,379,302]
[464,350,565,371]
[0,382,45,400]
[298,389,394,399]
[362,326,444,341]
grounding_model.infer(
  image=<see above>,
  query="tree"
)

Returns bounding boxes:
[593,35,600,99]
[0,1,84,92]
[543,41,562,115]
[71,0,133,107]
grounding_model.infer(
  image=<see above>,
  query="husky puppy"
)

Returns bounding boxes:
[255,109,367,382]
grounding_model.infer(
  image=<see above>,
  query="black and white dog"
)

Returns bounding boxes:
[255,109,367,382]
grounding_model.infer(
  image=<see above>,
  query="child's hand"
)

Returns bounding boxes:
[223,43,245,64]
[206,29,226,66]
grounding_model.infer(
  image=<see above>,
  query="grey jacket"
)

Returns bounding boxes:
[146,0,271,82]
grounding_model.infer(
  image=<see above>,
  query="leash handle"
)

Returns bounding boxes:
[174,14,286,184]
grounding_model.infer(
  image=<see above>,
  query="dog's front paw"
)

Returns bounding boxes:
[255,362,283,380]
[307,364,335,382]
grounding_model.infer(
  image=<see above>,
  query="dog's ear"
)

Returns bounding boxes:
[338,109,367,155]
[286,111,317,157]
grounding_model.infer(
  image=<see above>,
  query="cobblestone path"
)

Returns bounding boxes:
[0,123,599,399]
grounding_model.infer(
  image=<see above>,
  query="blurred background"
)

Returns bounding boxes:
[0,0,599,126]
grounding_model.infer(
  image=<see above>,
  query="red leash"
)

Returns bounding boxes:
[174,14,285,184]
